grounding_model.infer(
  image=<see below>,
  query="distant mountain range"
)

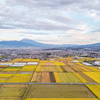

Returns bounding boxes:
[0,39,100,48]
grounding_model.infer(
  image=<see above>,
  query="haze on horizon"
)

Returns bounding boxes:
[0,0,100,45]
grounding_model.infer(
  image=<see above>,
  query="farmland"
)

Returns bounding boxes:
[0,57,100,100]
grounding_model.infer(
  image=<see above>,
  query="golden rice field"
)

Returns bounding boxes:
[54,72,61,83]
[20,65,36,71]
[20,59,39,62]
[38,62,45,66]
[84,72,100,83]
[0,58,100,83]
[0,84,27,100]
[26,84,96,98]
[86,84,100,99]
[55,62,65,66]
[25,98,99,100]
[0,65,9,68]
[2,68,21,71]
[57,66,63,72]
[35,66,41,71]
[8,58,23,63]
[6,74,32,83]
[0,57,100,100]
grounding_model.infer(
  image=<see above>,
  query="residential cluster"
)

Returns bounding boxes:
[0,47,100,62]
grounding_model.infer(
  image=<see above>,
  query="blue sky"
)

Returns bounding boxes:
[0,0,100,45]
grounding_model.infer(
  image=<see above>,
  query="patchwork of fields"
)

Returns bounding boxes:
[0,57,100,100]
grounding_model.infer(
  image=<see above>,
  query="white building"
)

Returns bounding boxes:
[82,62,92,66]
[94,61,100,66]
[11,63,26,67]
[73,60,78,63]
[27,62,38,65]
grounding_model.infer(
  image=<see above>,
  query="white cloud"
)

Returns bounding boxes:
[0,0,100,44]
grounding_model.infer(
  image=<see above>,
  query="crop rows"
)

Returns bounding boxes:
[0,57,100,100]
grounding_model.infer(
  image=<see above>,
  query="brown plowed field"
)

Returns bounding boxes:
[49,72,56,82]
[41,72,50,83]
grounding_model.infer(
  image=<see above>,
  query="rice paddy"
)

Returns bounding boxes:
[26,84,96,98]
[0,57,100,100]
[0,84,27,100]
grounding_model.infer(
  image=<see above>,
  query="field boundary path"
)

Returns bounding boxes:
[0,82,100,85]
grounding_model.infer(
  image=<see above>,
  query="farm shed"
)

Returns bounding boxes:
[27,62,38,65]
[82,62,93,66]
[73,60,78,63]
[10,63,26,66]
[0,63,12,65]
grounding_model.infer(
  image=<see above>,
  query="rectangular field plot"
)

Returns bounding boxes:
[20,65,37,71]
[84,72,100,83]
[0,65,9,68]
[58,73,81,83]
[20,68,36,71]
[31,72,57,83]
[64,66,75,72]
[8,58,23,63]
[17,71,33,74]
[6,74,32,83]
[20,59,39,62]
[84,66,100,72]
[35,66,41,71]
[0,74,14,78]
[27,84,96,98]
[38,62,45,66]
[0,71,17,74]
[0,74,14,83]
[86,85,100,99]
[49,72,56,82]
[25,98,99,100]
[57,66,63,72]
[74,72,96,83]
[60,66,67,72]
[0,84,27,100]
[54,72,61,83]
[55,62,65,66]
[41,66,58,72]
[31,72,41,83]
[31,72,90,83]
[8,66,23,68]
[74,66,90,72]
[45,62,55,66]
[2,68,21,71]
[0,78,8,83]
[0,57,100,100]
[41,72,50,83]
[0,68,3,71]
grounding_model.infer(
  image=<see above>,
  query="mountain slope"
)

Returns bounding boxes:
[0,40,57,48]
[0,39,100,48]
[0,41,37,47]
[20,39,43,45]
[20,39,57,47]
[20,39,49,47]
[87,43,100,46]
[20,39,79,47]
